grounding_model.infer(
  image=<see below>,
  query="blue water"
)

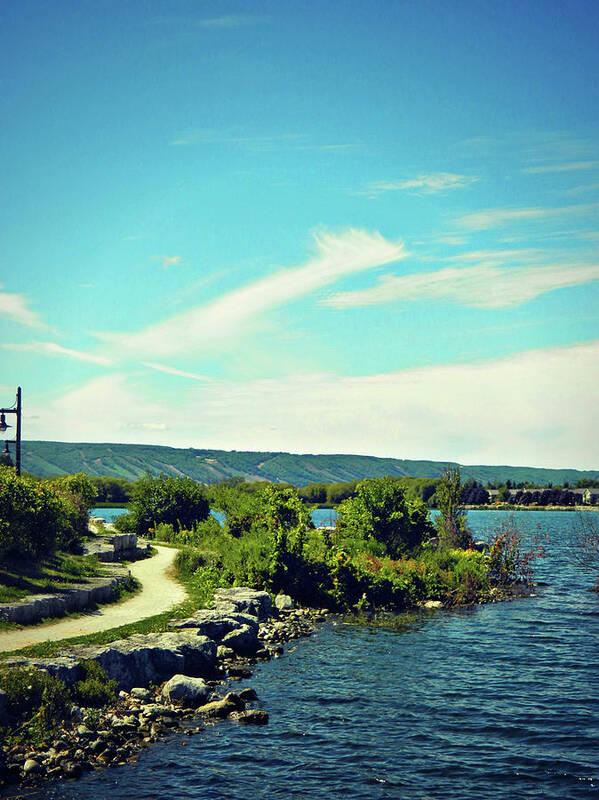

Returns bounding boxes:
[90,507,339,528]
[63,510,598,799]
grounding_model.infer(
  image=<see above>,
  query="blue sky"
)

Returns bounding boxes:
[1,0,598,469]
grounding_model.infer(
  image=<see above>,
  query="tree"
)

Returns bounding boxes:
[336,477,432,558]
[436,467,471,548]
[129,474,210,534]
[569,513,599,590]
[260,484,310,593]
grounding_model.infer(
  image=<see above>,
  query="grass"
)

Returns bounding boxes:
[0,551,106,602]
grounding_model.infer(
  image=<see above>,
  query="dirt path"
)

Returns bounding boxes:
[0,546,187,652]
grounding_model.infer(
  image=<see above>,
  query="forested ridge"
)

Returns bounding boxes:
[20,440,599,486]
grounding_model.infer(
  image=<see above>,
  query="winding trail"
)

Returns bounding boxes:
[0,546,187,653]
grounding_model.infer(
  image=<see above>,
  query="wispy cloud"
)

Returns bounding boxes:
[153,254,183,269]
[323,261,599,310]
[169,130,355,152]
[457,202,599,231]
[2,341,112,365]
[0,285,46,329]
[28,341,599,469]
[141,362,211,381]
[357,173,478,197]
[522,160,599,174]
[196,15,265,29]
[94,229,407,358]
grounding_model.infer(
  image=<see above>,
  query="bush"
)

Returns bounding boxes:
[72,660,117,708]
[0,466,65,561]
[129,474,210,535]
[336,477,433,558]
[0,666,70,740]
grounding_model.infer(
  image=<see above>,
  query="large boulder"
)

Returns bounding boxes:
[161,675,210,706]
[212,588,273,621]
[220,624,258,655]
[169,609,259,638]
[66,632,217,690]
[2,657,83,686]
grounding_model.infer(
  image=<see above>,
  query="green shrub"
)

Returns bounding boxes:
[0,467,64,561]
[0,666,70,741]
[129,474,210,535]
[72,660,117,708]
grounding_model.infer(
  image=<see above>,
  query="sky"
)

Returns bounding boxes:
[1,0,598,470]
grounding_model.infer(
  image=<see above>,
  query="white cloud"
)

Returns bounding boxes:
[2,341,111,365]
[26,341,599,469]
[323,262,599,310]
[141,362,211,381]
[359,173,478,197]
[522,160,599,174]
[94,229,407,358]
[0,285,46,329]
[458,202,598,231]
[153,254,183,269]
[196,15,264,28]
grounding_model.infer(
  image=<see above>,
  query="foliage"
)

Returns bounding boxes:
[0,666,71,742]
[46,472,97,550]
[0,466,66,561]
[128,474,210,535]
[487,517,547,587]
[568,513,599,589]
[336,477,433,558]
[72,660,117,707]
[89,475,133,503]
[435,468,472,548]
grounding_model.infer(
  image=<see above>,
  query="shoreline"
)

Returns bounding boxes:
[0,591,328,795]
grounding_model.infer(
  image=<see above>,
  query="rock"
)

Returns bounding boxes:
[216,645,235,659]
[161,675,210,707]
[424,600,443,609]
[231,709,269,725]
[66,632,217,690]
[3,657,82,686]
[275,594,294,611]
[196,698,237,718]
[169,609,259,638]
[212,588,273,621]
[222,691,245,711]
[23,758,42,775]
[221,624,258,655]
[130,687,152,701]
[238,688,258,702]
[63,760,82,778]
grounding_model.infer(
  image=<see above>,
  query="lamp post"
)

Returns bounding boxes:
[0,387,21,476]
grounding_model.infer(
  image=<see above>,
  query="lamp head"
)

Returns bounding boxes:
[0,413,10,433]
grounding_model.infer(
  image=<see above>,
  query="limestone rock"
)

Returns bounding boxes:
[231,709,269,725]
[66,632,217,690]
[212,588,273,621]
[161,675,210,707]
[3,657,82,686]
[197,698,237,718]
[221,624,258,655]
[275,594,294,611]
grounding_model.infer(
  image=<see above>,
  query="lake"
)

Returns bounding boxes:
[53,510,598,799]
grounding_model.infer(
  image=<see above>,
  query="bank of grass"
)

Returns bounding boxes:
[0,552,106,604]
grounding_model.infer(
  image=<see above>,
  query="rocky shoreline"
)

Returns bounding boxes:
[0,588,328,795]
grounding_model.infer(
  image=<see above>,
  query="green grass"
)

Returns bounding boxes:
[0,551,106,602]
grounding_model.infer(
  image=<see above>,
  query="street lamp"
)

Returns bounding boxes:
[0,387,21,476]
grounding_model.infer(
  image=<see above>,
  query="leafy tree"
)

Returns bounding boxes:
[436,468,471,548]
[336,477,432,558]
[129,474,210,535]
[0,466,64,560]
[260,484,310,593]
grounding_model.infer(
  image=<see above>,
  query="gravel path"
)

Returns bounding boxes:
[0,545,187,652]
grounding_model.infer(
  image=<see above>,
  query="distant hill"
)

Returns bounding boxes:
[20,440,599,487]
